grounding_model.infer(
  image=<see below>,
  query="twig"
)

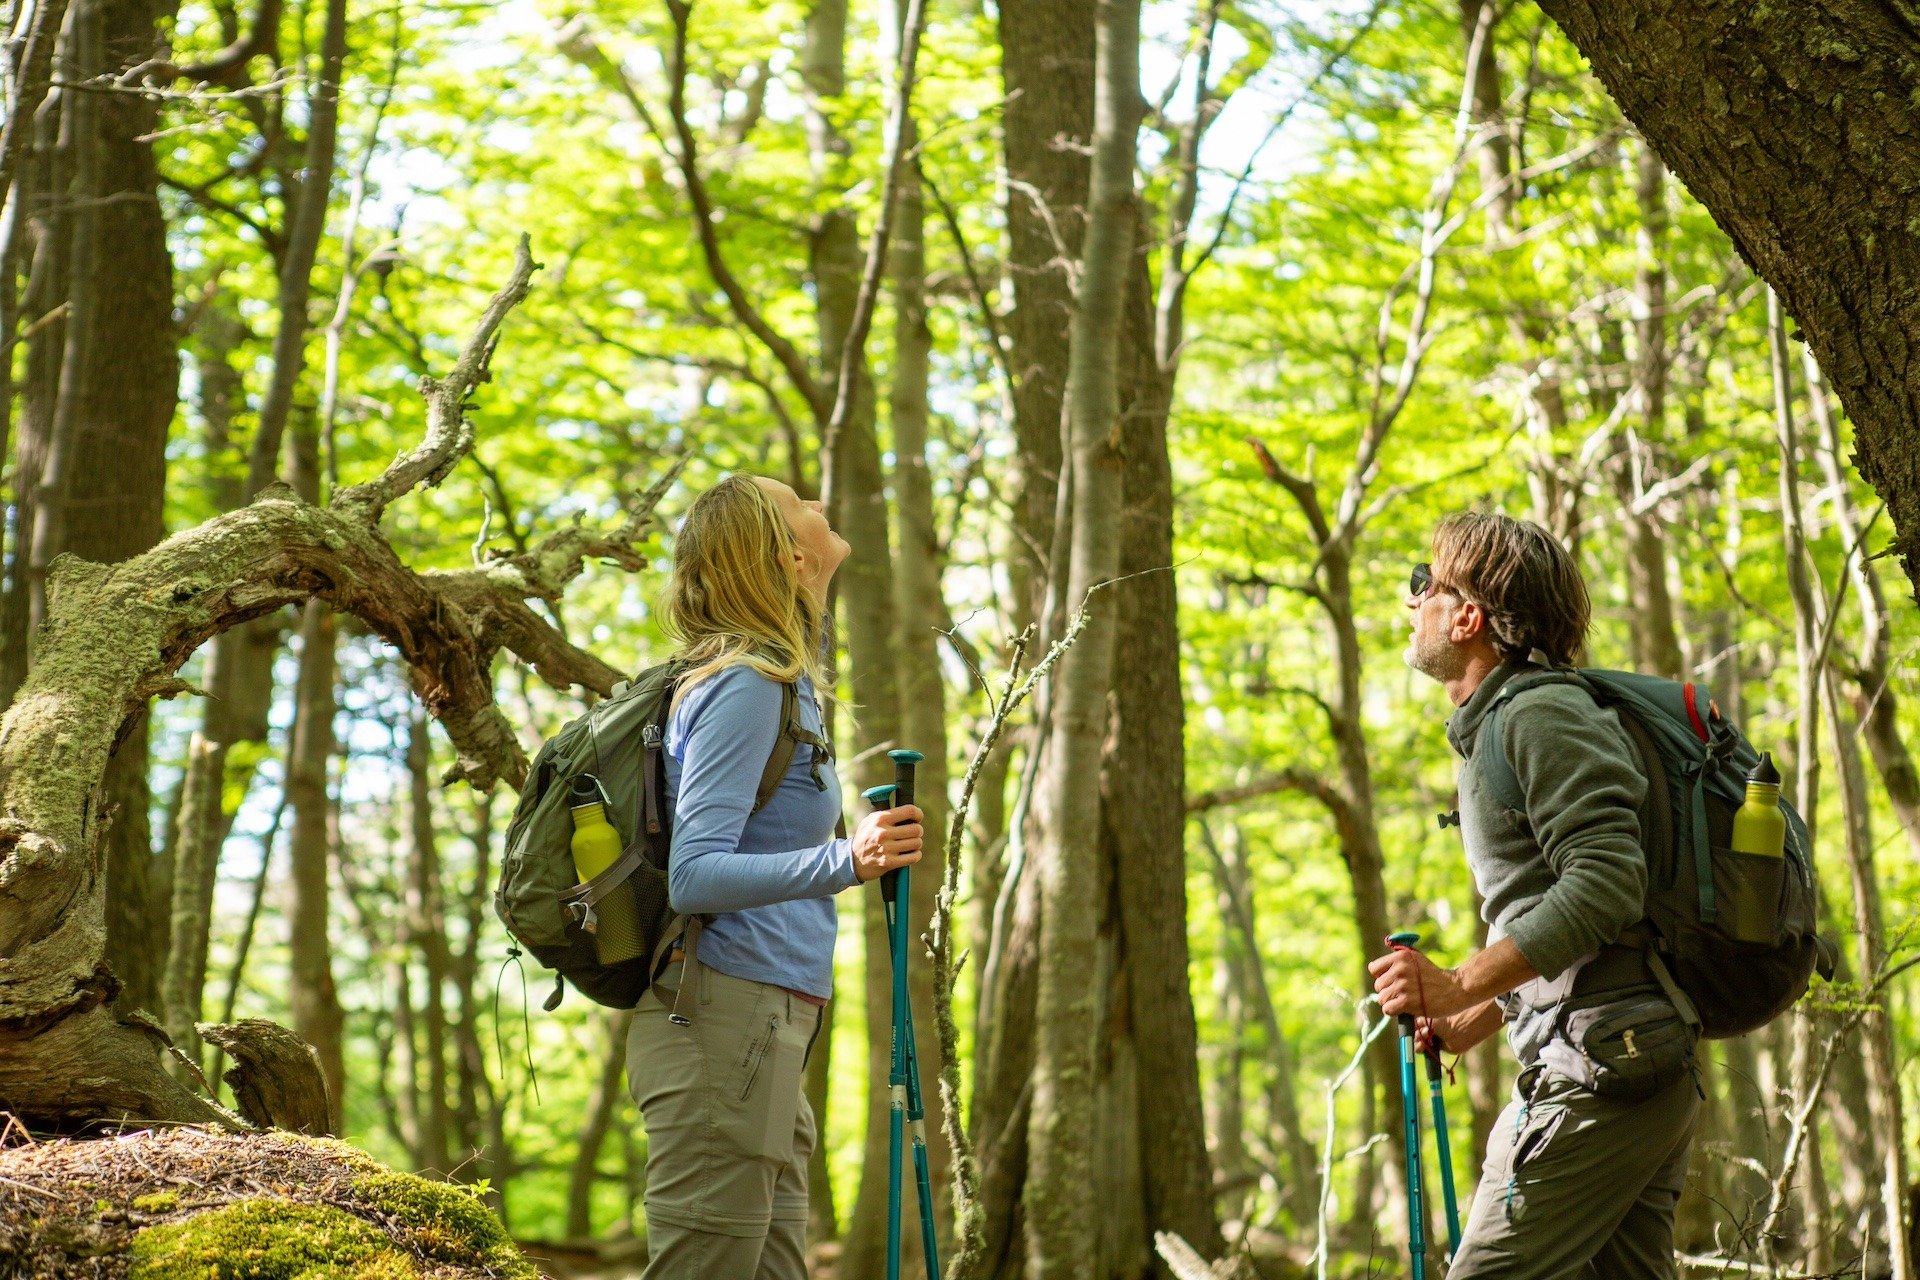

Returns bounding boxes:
[1314,996,1393,1280]
[817,0,929,512]
[931,586,1107,1277]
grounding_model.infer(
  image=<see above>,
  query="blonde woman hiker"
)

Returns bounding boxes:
[630,473,924,1278]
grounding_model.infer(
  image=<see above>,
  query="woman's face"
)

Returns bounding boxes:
[753,477,850,600]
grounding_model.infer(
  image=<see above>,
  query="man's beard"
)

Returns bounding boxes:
[1406,617,1469,683]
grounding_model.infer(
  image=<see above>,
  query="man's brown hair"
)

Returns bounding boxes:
[1430,512,1589,665]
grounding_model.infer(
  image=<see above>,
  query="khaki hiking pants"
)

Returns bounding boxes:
[627,957,821,1280]
[1448,1064,1699,1279]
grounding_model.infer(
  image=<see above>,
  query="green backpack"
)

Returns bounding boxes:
[1474,665,1836,1038]
[493,661,827,1010]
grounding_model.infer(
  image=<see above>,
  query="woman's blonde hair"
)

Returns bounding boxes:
[664,473,830,707]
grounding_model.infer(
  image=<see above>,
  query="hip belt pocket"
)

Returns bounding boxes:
[1542,997,1694,1102]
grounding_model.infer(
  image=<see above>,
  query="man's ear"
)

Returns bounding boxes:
[1450,600,1485,643]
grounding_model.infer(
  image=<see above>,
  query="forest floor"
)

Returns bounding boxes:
[0,1125,538,1278]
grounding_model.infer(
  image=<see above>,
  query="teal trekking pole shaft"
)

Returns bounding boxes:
[888,749,940,1280]
[1388,932,1428,1280]
[1426,1042,1462,1255]
[864,781,909,1280]
[867,749,940,1280]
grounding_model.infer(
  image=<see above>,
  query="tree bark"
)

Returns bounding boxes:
[406,707,453,1175]
[285,599,345,1133]
[567,1009,633,1239]
[796,0,910,1270]
[1024,5,1139,1276]
[1099,205,1221,1271]
[970,6,1093,1269]
[886,57,955,1258]
[7,0,182,1020]
[1535,0,1920,606]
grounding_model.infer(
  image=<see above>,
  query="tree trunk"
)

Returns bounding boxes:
[886,60,955,1258]
[1825,685,1912,1280]
[406,708,453,1175]
[246,0,349,489]
[567,1009,633,1239]
[805,994,837,1242]
[1096,225,1221,1272]
[1616,142,1686,684]
[969,5,1093,1270]
[451,792,509,1214]
[1535,0,1920,606]
[802,0,908,1267]
[10,0,182,1019]
[1199,821,1316,1227]
[1024,6,1139,1277]
[285,599,345,1133]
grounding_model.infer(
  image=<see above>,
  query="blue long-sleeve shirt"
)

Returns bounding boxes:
[666,664,856,998]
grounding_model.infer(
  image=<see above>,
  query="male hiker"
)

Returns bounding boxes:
[1369,511,1699,1279]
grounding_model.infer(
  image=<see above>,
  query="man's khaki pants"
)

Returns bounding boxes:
[627,959,820,1280]
[1448,1064,1699,1279]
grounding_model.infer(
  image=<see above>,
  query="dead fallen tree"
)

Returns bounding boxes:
[0,237,672,1130]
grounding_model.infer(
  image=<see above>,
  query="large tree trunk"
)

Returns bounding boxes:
[886,58,955,1259]
[969,6,1092,1271]
[1535,0,1920,605]
[1024,6,1139,1277]
[8,0,182,1019]
[1099,208,1221,1271]
[803,0,911,1268]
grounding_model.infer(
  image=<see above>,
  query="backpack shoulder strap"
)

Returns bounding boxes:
[753,681,801,813]
[1476,669,1580,813]
[753,680,839,811]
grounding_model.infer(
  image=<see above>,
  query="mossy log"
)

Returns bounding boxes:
[0,238,677,1129]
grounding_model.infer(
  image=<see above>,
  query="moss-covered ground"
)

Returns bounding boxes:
[0,1127,536,1279]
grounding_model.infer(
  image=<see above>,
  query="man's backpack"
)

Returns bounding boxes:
[1475,665,1836,1039]
[493,661,822,1010]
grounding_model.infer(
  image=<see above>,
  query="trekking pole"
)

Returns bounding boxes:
[863,781,909,1280]
[1424,1038,1463,1256]
[888,749,941,1280]
[865,750,941,1280]
[1386,931,1428,1280]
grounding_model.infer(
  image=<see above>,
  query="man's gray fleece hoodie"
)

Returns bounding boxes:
[1446,659,1650,1065]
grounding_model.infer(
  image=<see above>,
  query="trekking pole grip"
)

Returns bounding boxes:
[1387,931,1422,1035]
[889,748,922,808]
[864,783,903,905]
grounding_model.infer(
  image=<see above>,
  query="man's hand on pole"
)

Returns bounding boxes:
[1371,935,1540,1019]
[1370,945,1474,1018]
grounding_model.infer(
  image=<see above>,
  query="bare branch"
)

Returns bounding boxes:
[333,235,539,524]
[663,0,826,422]
[1247,436,1331,547]
[121,0,283,88]
[924,161,1018,408]
[1185,767,1349,817]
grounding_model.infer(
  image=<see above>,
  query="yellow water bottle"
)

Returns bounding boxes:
[569,775,644,965]
[1727,752,1786,943]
